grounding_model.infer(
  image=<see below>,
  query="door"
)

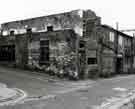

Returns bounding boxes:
[39,40,49,65]
[0,45,15,62]
[116,57,123,73]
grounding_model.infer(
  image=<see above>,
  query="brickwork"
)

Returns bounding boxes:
[0,9,133,79]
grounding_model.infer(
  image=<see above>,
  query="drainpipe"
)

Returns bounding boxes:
[97,34,103,77]
[26,28,32,41]
[131,34,134,72]
[25,28,32,67]
[0,29,3,37]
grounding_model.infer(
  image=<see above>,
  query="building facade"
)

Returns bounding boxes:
[96,25,133,77]
[0,9,133,79]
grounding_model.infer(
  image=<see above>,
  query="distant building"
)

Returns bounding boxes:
[0,9,134,79]
[97,25,133,76]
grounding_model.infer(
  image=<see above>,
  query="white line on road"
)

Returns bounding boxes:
[101,75,135,83]
[113,87,128,92]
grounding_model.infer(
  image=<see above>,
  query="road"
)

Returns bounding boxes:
[0,66,135,108]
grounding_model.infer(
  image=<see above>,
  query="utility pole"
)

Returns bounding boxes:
[116,22,119,30]
[131,33,135,70]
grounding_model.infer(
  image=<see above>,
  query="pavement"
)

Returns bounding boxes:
[0,66,135,108]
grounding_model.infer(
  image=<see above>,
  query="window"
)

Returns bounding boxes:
[2,31,8,36]
[79,41,85,48]
[32,27,37,32]
[118,35,123,46]
[40,40,49,65]
[18,29,26,34]
[0,45,15,61]
[87,57,97,65]
[109,32,114,42]
[10,30,14,35]
[47,26,53,31]
[26,28,32,33]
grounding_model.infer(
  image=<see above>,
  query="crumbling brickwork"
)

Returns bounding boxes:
[0,9,133,79]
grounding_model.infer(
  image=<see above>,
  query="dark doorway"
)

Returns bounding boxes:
[0,45,15,62]
[116,57,123,73]
[78,50,86,79]
[39,40,49,65]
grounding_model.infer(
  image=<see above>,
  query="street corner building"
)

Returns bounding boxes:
[0,9,134,79]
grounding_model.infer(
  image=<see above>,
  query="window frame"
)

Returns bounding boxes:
[109,31,114,42]
[87,57,97,65]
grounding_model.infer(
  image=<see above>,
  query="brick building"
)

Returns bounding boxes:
[0,9,133,78]
[96,25,133,77]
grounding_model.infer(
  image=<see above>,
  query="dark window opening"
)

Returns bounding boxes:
[0,45,15,62]
[87,57,97,65]
[40,40,49,46]
[40,40,49,65]
[10,30,14,35]
[26,28,32,34]
[79,41,85,48]
[47,26,53,31]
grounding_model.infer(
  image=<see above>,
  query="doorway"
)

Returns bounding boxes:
[116,57,123,73]
[39,40,49,65]
[0,45,15,62]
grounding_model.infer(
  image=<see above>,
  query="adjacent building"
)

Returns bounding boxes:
[97,25,133,77]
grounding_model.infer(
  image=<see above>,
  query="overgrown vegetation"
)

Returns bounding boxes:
[27,52,79,80]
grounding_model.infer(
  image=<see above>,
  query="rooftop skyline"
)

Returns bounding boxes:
[0,0,135,35]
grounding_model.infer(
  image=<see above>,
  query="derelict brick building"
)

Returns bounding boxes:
[0,9,133,78]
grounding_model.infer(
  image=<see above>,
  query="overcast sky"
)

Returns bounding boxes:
[0,0,135,32]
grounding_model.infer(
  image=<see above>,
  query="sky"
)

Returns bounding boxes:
[0,0,135,34]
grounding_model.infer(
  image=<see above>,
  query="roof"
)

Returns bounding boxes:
[1,9,98,28]
[101,25,133,39]
[1,9,83,26]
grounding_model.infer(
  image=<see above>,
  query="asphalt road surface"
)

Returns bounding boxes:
[0,66,135,108]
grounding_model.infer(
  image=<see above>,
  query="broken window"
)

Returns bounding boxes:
[87,57,97,65]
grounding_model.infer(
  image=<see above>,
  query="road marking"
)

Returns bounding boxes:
[55,85,93,94]
[22,94,56,103]
[0,88,27,106]
[113,87,127,92]
[100,75,135,83]
[100,91,135,109]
